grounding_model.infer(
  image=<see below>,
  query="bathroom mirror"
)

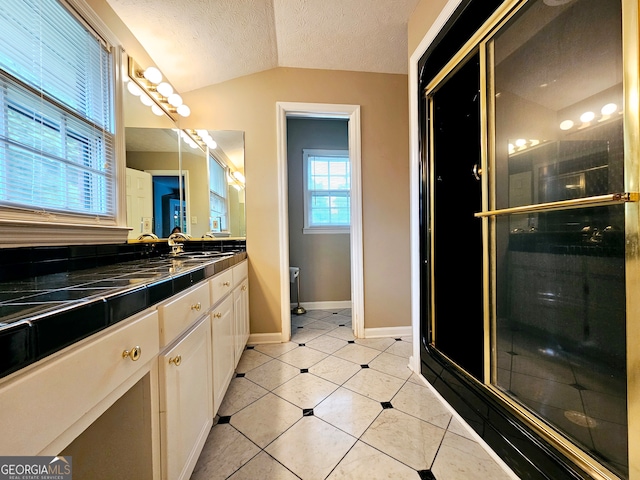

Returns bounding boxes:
[123,84,245,239]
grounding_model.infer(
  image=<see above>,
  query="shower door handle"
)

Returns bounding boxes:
[472,164,482,181]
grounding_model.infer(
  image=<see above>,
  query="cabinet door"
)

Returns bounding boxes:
[233,280,249,365]
[159,318,213,480]
[211,294,234,415]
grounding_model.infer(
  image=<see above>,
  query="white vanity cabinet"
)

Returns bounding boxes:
[0,309,159,466]
[210,259,249,414]
[232,261,249,367]
[1,255,248,480]
[158,317,213,480]
[211,294,235,414]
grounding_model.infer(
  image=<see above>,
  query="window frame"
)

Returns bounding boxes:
[0,0,127,247]
[302,148,351,235]
[208,153,230,234]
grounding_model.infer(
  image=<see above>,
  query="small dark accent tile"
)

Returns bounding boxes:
[506,351,519,356]
[218,416,231,424]
[0,322,35,378]
[302,408,314,416]
[348,340,355,344]
[246,345,255,350]
[339,324,345,327]
[298,343,305,347]
[332,312,338,315]
[395,338,402,341]
[236,373,245,378]
[172,273,192,292]
[418,470,436,480]
[106,286,149,325]
[360,364,369,369]
[190,267,205,284]
[33,300,108,359]
[297,326,303,329]
[300,368,309,373]
[147,277,174,305]
[570,383,587,391]
[381,401,393,409]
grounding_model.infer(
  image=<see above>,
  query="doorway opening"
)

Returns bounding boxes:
[146,170,190,237]
[276,102,363,342]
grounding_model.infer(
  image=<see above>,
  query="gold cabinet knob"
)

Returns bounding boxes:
[223,281,231,287]
[191,302,202,312]
[122,346,142,362]
[214,312,222,318]
[169,355,182,366]
[241,284,247,291]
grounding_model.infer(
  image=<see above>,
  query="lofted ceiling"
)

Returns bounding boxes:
[106,0,420,93]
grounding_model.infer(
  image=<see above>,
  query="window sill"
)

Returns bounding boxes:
[0,219,130,247]
[303,227,350,235]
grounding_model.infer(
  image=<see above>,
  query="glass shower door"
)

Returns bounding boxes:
[487,0,627,476]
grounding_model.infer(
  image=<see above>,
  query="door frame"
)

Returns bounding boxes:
[146,169,191,236]
[409,0,463,373]
[276,102,363,342]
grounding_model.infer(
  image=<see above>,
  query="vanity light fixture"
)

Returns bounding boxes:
[127,57,191,120]
[232,171,245,184]
[558,102,622,132]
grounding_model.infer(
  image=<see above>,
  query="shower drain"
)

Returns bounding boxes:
[564,410,598,428]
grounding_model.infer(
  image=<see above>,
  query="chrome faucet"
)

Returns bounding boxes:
[168,232,190,255]
[137,233,158,240]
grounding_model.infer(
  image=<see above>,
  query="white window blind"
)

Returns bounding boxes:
[303,149,350,233]
[209,155,228,232]
[0,0,115,220]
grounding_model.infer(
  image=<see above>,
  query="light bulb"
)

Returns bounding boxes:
[177,104,191,117]
[156,82,173,97]
[233,171,245,184]
[515,138,526,147]
[140,94,153,107]
[580,111,595,123]
[126,81,142,96]
[206,139,217,149]
[168,93,183,107]
[151,104,164,116]
[559,120,574,131]
[601,103,617,115]
[196,129,208,137]
[143,66,162,84]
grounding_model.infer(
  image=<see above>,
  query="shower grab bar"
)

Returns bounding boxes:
[474,192,638,218]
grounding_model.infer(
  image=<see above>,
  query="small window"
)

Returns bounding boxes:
[209,154,229,233]
[303,149,350,234]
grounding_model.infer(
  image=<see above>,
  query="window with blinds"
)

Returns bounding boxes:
[0,0,114,220]
[303,149,350,233]
[209,155,229,233]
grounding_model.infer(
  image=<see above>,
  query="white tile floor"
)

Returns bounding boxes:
[191,309,519,480]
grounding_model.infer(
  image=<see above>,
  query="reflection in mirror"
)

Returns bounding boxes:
[123,73,245,240]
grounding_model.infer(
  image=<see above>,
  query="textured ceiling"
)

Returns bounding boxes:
[106,0,420,93]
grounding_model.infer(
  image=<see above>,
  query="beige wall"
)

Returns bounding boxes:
[408,0,450,56]
[86,0,414,336]
[181,68,411,333]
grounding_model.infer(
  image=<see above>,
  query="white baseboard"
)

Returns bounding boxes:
[248,332,284,345]
[364,326,412,339]
[290,300,352,311]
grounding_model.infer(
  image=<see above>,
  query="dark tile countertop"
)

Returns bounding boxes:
[0,250,247,380]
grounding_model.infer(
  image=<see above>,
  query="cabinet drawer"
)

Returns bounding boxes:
[158,282,210,346]
[210,269,233,305]
[0,309,159,455]
[232,259,248,287]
